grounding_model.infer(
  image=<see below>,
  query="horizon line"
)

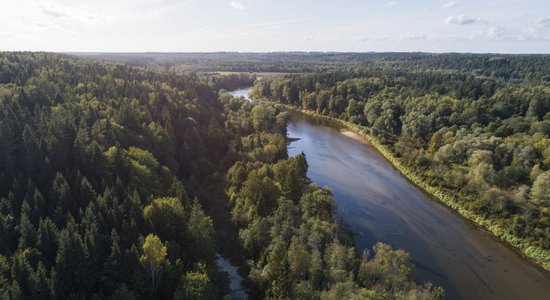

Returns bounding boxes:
[1,50,548,55]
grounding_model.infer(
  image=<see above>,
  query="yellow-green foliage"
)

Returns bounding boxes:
[143,197,185,220]
[104,146,165,196]
[127,146,160,171]
[140,234,168,291]
[143,197,186,241]
[140,234,168,267]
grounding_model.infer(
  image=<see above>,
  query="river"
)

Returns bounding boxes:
[286,112,550,300]
[229,88,550,299]
[227,88,252,100]
[218,88,254,300]
[216,254,246,300]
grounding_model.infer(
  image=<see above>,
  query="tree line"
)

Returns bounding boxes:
[79,52,550,82]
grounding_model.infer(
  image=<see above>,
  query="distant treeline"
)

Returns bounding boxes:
[77,52,550,82]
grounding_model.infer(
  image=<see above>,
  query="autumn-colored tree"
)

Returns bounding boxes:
[140,234,167,292]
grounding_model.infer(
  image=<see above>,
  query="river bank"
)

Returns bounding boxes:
[286,110,550,299]
[277,102,550,273]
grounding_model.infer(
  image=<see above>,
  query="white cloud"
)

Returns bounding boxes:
[465,26,519,41]
[145,0,190,15]
[399,32,428,41]
[0,31,36,41]
[388,1,396,7]
[353,36,391,42]
[442,2,457,9]
[41,6,69,18]
[38,1,113,26]
[132,0,167,4]
[445,15,482,25]
[0,0,118,46]
[35,21,76,35]
[532,17,550,29]
[487,27,503,38]
[230,1,246,11]
[317,34,432,43]
[302,35,393,44]
[521,17,550,40]
[484,27,511,39]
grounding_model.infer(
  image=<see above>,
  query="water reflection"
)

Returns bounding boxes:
[287,111,550,300]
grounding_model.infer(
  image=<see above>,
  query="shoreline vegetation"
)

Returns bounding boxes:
[270,101,550,273]
[221,94,446,299]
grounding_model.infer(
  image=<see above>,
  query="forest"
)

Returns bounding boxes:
[77,52,550,81]
[218,92,443,299]
[0,52,444,299]
[250,53,550,269]
[0,52,235,299]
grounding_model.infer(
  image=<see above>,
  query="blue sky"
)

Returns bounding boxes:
[1,0,549,53]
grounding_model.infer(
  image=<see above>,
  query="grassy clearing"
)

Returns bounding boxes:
[203,71,293,79]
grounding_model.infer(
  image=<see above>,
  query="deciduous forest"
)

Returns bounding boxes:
[250,53,550,270]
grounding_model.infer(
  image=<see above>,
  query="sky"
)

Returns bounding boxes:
[1,0,549,53]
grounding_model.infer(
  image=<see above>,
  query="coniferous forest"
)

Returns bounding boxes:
[0,53,448,299]
[0,52,232,299]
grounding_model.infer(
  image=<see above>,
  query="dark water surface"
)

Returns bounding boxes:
[287,112,550,300]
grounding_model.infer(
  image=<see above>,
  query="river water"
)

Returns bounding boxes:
[286,112,550,300]
[216,254,246,300]
[227,88,252,100]
[218,88,253,300]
